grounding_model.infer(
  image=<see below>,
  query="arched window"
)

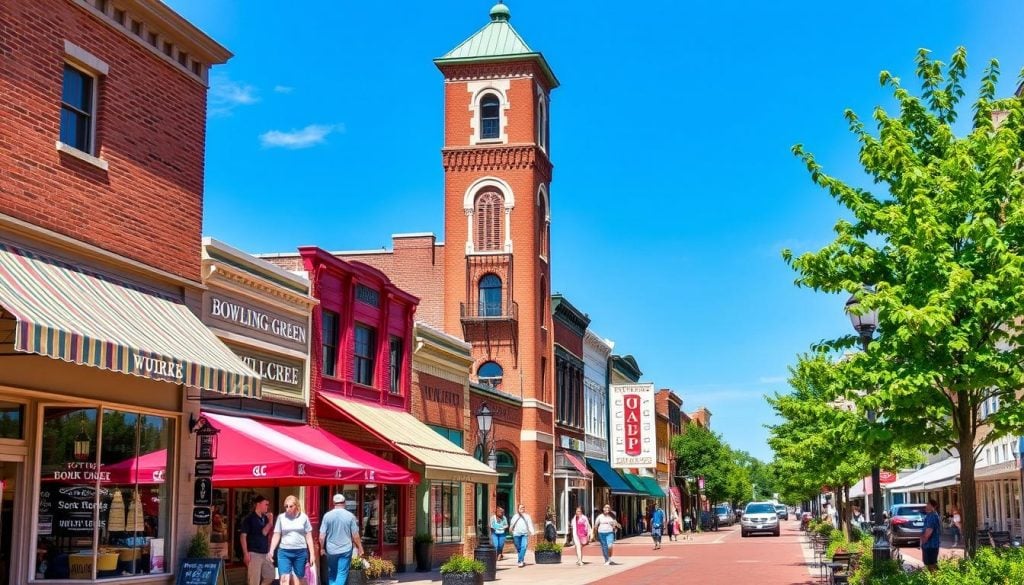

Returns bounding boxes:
[480,94,500,139]
[536,96,548,151]
[479,274,502,317]
[474,190,504,252]
[478,361,503,388]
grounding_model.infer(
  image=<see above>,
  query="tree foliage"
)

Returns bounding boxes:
[672,424,765,506]
[785,47,1024,556]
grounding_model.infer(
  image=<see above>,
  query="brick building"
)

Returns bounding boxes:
[0,1,264,582]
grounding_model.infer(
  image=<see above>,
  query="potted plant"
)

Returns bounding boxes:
[186,532,210,559]
[413,532,434,572]
[439,554,484,585]
[346,555,395,585]
[533,541,562,564]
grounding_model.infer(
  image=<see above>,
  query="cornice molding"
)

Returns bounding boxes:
[413,361,469,386]
[442,145,552,179]
[204,262,317,314]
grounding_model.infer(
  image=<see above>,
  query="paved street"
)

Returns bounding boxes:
[393,520,816,585]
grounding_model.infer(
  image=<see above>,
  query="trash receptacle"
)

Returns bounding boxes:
[473,545,496,581]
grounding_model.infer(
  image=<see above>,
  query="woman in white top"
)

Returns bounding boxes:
[267,495,316,585]
[571,506,593,566]
[593,504,621,565]
[508,504,536,568]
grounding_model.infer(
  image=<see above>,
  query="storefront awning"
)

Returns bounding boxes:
[586,458,637,494]
[885,457,960,492]
[622,473,648,495]
[0,242,259,396]
[638,475,666,497]
[204,412,417,486]
[319,395,497,485]
[563,452,592,477]
[975,460,1019,482]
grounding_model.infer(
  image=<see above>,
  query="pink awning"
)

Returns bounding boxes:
[563,451,592,477]
[204,412,417,487]
[105,450,168,484]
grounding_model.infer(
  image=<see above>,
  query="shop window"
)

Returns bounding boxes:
[322,310,340,377]
[354,324,377,386]
[430,481,463,543]
[389,336,402,394]
[0,401,23,439]
[362,484,380,544]
[36,406,173,580]
[383,485,399,545]
[495,451,516,516]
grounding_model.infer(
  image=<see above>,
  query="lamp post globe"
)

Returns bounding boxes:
[845,288,890,565]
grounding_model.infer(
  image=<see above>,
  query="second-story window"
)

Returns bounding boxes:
[322,310,339,377]
[61,64,95,153]
[389,336,402,394]
[478,361,503,389]
[354,324,376,386]
[479,274,502,317]
[480,93,500,139]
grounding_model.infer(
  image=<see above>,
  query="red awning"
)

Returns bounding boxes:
[563,451,592,477]
[204,412,417,487]
[105,450,168,484]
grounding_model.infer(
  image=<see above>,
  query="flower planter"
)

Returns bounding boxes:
[414,542,433,572]
[345,570,366,585]
[533,550,561,564]
[441,573,483,585]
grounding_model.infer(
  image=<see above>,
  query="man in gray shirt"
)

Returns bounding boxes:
[319,493,364,585]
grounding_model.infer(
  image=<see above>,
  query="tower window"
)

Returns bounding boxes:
[474,190,504,252]
[480,94,500,139]
[60,64,95,154]
[478,361,504,389]
[479,274,502,317]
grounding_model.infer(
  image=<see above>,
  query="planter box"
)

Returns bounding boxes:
[534,550,561,564]
[441,572,483,585]
[345,571,366,585]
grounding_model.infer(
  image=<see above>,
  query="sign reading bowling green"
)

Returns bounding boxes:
[204,294,308,352]
[609,383,656,468]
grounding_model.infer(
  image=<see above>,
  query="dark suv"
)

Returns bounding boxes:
[887,504,927,547]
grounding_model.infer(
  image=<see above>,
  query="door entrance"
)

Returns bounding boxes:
[0,460,21,585]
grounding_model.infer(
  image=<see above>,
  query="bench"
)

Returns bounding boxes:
[990,531,1013,548]
[977,529,991,548]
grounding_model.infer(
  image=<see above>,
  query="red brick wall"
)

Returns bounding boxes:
[0,0,210,281]
[553,321,584,357]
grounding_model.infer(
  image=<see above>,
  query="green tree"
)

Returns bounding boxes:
[785,47,1024,555]
[672,425,732,506]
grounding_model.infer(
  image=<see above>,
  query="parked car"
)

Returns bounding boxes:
[887,503,928,547]
[775,504,789,520]
[741,501,780,537]
[714,504,736,526]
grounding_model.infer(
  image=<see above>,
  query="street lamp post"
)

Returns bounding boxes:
[846,290,890,565]
[474,403,497,581]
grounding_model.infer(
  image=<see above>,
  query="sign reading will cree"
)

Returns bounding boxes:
[229,345,305,393]
[609,383,656,469]
[206,294,307,350]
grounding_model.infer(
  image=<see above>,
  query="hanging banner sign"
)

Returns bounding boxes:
[609,383,656,468]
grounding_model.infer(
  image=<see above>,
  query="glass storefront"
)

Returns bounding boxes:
[35,406,173,580]
[320,484,401,559]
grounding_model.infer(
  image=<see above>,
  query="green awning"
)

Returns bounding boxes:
[638,475,666,498]
[622,473,647,494]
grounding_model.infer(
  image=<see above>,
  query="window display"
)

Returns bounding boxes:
[430,482,462,543]
[36,406,172,580]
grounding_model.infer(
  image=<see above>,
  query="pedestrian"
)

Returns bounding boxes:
[489,506,509,561]
[571,506,592,566]
[950,504,962,548]
[543,512,557,543]
[667,508,677,542]
[850,505,865,530]
[920,499,941,573]
[636,514,647,534]
[319,493,365,585]
[508,504,536,568]
[650,503,665,549]
[684,512,692,533]
[267,495,316,585]
[239,495,275,585]
[593,504,621,566]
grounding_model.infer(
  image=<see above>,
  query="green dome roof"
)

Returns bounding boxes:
[489,2,510,21]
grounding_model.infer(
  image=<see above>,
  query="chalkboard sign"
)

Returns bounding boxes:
[176,558,227,585]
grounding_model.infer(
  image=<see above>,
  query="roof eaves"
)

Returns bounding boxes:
[434,52,559,89]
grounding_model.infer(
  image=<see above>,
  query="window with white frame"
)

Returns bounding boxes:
[480,93,501,140]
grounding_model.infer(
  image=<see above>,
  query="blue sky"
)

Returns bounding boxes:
[167,0,1024,461]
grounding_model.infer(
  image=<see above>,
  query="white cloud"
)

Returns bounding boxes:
[209,73,258,116]
[273,85,294,94]
[259,124,339,149]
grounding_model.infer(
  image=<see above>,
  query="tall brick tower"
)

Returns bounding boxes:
[435,2,558,517]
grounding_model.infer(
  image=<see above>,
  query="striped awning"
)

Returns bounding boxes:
[0,242,260,396]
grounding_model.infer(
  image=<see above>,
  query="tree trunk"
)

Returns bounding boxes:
[959,436,978,558]
[835,486,845,535]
